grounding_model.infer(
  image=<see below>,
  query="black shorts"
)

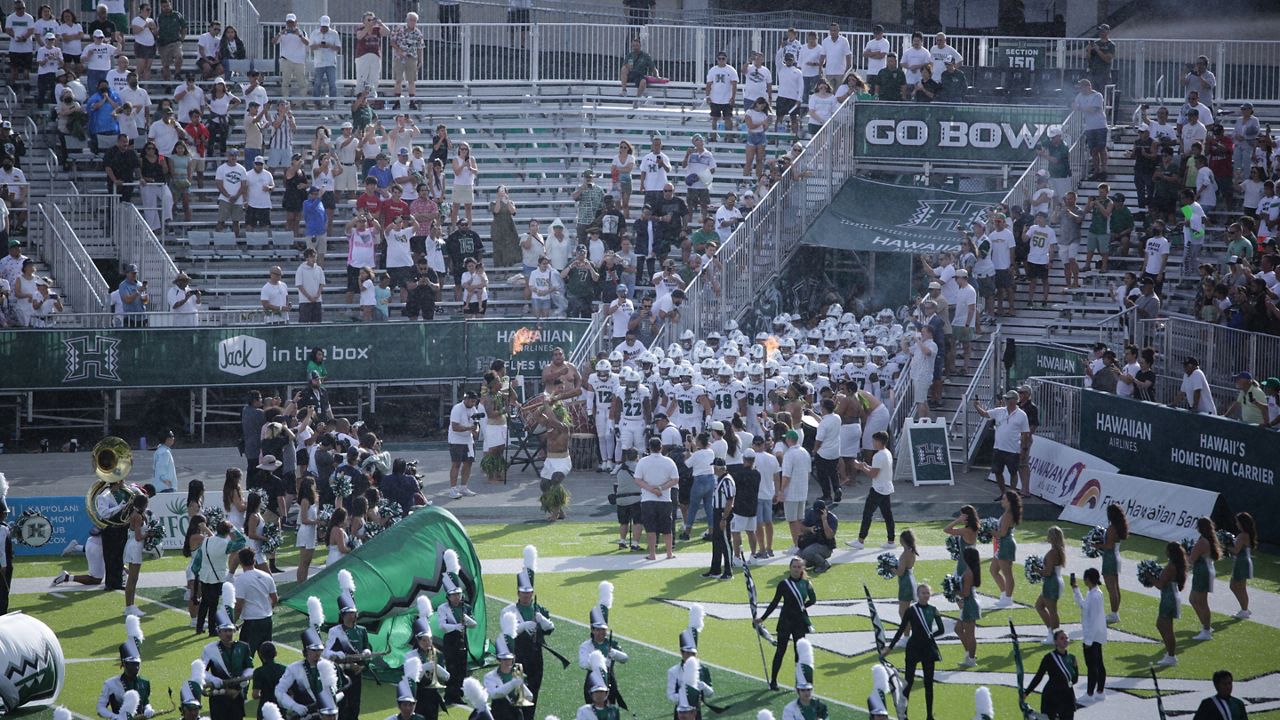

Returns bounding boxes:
[9,52,32,72]
[449,443,473,463]
[626,69,646,86]
[1027,261,1049,280]
[776,97,800,117]
[677,472,692,505]
[1015,241,1029,262]
[994,268,1013,289]
[246,206,271,226]
[321,191,336,211]
[410,234,427,255]
[991,448,1020,477]
[388,265,413,290]
[641,501,673,535]
[507,7,530,23]
[346,265,362,293]
[134,43,157,59]
[709,102,733,118]
[1085,127,1108,151]
[616,502,641,525]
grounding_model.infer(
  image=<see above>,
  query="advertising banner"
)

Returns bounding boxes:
[853,102,1066,162]
[145,492,196,551]
[1008,342,1086,385]
[1079,390,1280,541]
[987,437,1119,504]
[801,177,1006,256]
[1058,469,1219,541]
[4,497,93,557]
[0,320,591,391]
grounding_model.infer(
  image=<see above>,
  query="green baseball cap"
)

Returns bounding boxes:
[1263,377,1280,391]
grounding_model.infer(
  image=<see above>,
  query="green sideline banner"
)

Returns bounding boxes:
[801,177,1005,255]
[1008,341,1086,385]
[1079,390,1280,542]
[854,102,1066,162]
[0,319,590,390]
[990,39,1052,71]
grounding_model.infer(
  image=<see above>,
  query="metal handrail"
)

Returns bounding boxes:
[117,201,179,303]
[33,203,110,313]
[1094,304,1138,345]
[949,325,1002,470]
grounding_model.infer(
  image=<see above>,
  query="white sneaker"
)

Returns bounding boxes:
[1235,609,1252,619]
[959,655,977,668]
[125,606,144,617]
[881,541,897,549]
[448,487,462,498]
[993,594,1012,608]
[461,487,477,497]
[845,539,865,550]
[1155,654,1178,667]
[1105,612,1120,624]
[1094,691,1106,703]
[188,617,197,628]
[1193,628,1213,641]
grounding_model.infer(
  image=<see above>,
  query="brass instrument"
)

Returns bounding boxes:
[203,675,253,696]
[419,645,445,690]
[510,663,535,708]
[86,437,140,528]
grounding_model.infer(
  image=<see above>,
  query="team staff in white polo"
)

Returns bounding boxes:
[636,436,680,561]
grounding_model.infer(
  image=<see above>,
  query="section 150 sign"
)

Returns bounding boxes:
[854,102,1067,162]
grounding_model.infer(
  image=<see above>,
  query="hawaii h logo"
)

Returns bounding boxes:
[63,336,122,383]
[900,199,991,233]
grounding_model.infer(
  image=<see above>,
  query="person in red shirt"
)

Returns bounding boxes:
[356,176,384,218]
[379,184,410,228]
[184,108,210,189]
[1205,123,1235,207]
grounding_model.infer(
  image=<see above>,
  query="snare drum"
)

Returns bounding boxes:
[570,433,597,470]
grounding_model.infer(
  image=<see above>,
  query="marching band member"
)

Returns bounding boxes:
[482,624,529,720]
[180,661,207,720]
[574,662,619,720]
[666,606,713,720]
[98,618,156,720]
[408,596,450,720]
[500,546,555,719]
[202,582,254,720]
[578,583,627,705]
[388,658,425,720]
[781,640,827,720]
[324,570,371,720]
[462,678,492,720]
[437,550,478,704]
[275,598,343,717]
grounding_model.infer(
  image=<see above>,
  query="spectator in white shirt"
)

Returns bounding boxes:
[713,193,742,242]
[232,547,278,657]
[797,31,824,102]
[862,24,890,80]
[295,248,326,323]
[167,271,200,326]
[244,157,275,229]
[846,431,895,549]
[900,32,932,85]
[274,13,309,100]
[310,16,339,106]
[1181,109,1208,156]
[819,23,851,88]
[196,21,222,78]
[1178,90,1214,128]
[929,32,963,78]
[951,269,978,369]
[260,265,290,323]
[1176,357,1217,415]
[704,52,739,142]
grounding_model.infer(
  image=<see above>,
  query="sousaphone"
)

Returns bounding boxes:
[86,437,140,528]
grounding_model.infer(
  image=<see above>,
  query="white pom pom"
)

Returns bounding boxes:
[598,581,614,609]
[261,702,284,720]
[688,604,704,633]
[588,649,607,676]
[125,614,144,643]
[53,707,72,720]
[120,690,140,719]
[974,686,994,718]
[189,659,206,685]
[462,677,489,710]
[443,549,461,575]
[318,659,339,692]
[416,594,434,621]
[307,596,325,628]
[338,568,355,594]
[523,544,538,571]
[501,610,519,638]
[796,638,813,667]
[403,655,423,682]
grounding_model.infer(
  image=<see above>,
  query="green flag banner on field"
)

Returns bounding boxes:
[0,319,591,390]
[800,177,1006,256]
[280,506,488,678]
[854,101,1066,162]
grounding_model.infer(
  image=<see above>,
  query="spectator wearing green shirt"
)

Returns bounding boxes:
[939,59,968,102]
[155,0,186,81]
[689,216,718,256]
[875,53,906,101]
[1084,182,1113,272]
[1226,223,1254,262]
[619,37,657,97]
[561,245,599,318]
[1109,193,1135,256]
[1037,126,1072,199]
[250,642,287,720]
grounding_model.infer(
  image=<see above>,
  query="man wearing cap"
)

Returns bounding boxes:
[83,26,118,92]
[311,16,340,107]
[572,169,606,238]
[704,52,739,143]
[702,458,736,580]
[97,622,157,720]
[275,14,309,99]
[1177,357,1218,415]
[1073,78,1108,180]
[1222,371,1268,426]
[34,31,63,107]
[202,587,255,720]
[215,149,248,236]
[603,283,635,345]
[975,390,1031,500]
[777,428,811,553]
[117,263,149,327]
[244,156,275,230]
[1083,24,1114,91]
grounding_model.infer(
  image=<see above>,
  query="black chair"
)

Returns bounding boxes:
[1007,68,1034,96]
[1033,68,1066,100]
[506,411,544,476]
[973,67,1008,97]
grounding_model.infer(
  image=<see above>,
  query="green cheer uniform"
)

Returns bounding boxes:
[1191,555,1214,593]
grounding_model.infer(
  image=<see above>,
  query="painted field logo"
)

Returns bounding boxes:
[218,335,267,376]
[1070,478,1104,509]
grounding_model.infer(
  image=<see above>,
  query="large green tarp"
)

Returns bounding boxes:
[800,177,1007,256]
[280,506,488,676]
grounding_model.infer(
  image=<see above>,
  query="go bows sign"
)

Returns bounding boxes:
[854,102,1067,163]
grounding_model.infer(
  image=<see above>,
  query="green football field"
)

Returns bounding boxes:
[11,519,1280,720]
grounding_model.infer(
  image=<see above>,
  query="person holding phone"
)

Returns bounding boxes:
[1071,569,1107,704]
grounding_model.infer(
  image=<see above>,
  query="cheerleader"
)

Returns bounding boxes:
[894,530,918,634]
[183,515,211,626]
[956,546,981,667]
[187,480,206,519]
[944,505,979,577]
[1101,503,1129,623]
[123,494,150,617]
[243,492,269,572]
[1229,512,1257,619]
[1187,516,1221,641]
[885,582,944,719]
[326,508,350,567]
[990,491,1021,608]
[349,496,369,545]
[295,476,320,583]
[1035,527,1067,644]
[754,557,817,691]
[223,469,247,529]
[1154,541,1187,667]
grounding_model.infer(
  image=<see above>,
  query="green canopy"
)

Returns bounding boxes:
[280,506,488,677]
[800,177,1007,255]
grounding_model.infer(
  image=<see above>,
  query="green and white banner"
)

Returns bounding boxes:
[800,177,1005,255]
[854,101,1066,162]
[0,319,590,390]
[990,39,1053,71]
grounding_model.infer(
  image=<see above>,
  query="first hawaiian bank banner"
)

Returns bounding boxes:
[854,101,1067,162]
[0,320,590,390]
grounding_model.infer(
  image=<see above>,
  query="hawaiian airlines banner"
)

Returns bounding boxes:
[853,101,1066,162]
[1057,470,1219,541]
[986,437,1118,504]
